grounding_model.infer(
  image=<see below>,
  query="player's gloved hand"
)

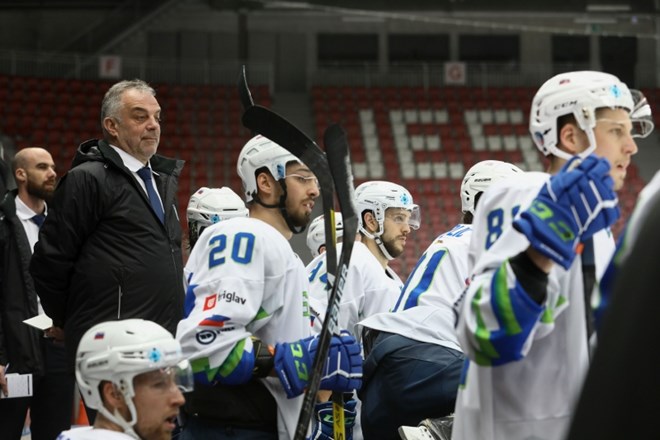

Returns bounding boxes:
[513,155,619,269]
[309,399,358,440]
[311,330,362,392]
[274,331,363,398]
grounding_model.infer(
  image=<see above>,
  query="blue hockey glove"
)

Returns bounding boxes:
[513,155,619,269]
[274,331,363,398]
[310,331,362,392]
[309,399,358,440]
[274,335,315,398]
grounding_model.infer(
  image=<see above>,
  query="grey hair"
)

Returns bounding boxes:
[101,79,156,138]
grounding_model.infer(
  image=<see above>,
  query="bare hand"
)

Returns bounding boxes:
[45,326,65,342]
[0,365,8,396]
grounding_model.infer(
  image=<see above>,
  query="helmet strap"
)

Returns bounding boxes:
[253,180,305,235]
[97,393,140,439]
[359,224,394,261]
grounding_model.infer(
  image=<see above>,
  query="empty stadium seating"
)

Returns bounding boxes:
[0,76,648,278]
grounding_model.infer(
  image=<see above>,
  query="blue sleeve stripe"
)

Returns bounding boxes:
[402,249,447,310]
[183,275,197,318]
[393,253,427,312]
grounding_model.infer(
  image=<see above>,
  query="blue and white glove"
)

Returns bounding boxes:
[309,399,358,440]
[513,155,620,269]
[274,331,363,398]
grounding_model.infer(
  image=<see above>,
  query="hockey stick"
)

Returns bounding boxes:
[237,65,254,110]
[237,67,338,302]
[323,124,359,440]
[242,105,346,440]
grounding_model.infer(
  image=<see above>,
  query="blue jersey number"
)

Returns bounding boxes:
[209,232,255,268]
[485,206,520,250]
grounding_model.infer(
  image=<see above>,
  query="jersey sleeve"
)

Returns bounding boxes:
[456,173,560,366]
[176,222,284,386]
[393,225,471,312]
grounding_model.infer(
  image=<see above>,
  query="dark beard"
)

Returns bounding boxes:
[287,208,311,228]
[27,180,55,204]
[383,237,404,258]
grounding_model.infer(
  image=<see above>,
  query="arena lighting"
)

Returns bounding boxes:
[586,4,631,12]
[574,16,618,24]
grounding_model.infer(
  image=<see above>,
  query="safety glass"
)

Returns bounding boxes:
[385,206,421,230]
[137,359,194,394]
[629,89,654,138]
[285,173,319,188]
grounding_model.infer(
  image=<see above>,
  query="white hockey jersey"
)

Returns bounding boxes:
[306,241,403,337]
[358,224,472,352]
[57,427,132,440]
[453,172,615,440]
[176,217,311,440]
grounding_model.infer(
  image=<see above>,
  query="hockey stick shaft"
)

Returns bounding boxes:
[241,106,341,439]
[324,124,359,440]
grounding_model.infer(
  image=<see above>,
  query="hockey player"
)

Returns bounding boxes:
[175,135,362,440]
[57,319,193,440]
[567,178,660,439]
[306,212,344,258]
[186,186,248,248]
[452,71,653,440]
[357,161,522,440]
[362,161,523,439]
[305,180,419,440]
[565,93,655,439]
[307,180,420,335]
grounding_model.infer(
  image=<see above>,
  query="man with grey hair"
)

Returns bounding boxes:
[30,80,186,396]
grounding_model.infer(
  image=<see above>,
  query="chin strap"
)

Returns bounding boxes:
[97,398,141,439]
[252,180,305,235]
[360,228,394,261]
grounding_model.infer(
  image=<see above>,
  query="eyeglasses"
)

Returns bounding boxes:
[285,174,319,188]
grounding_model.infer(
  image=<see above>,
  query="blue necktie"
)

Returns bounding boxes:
[136,167,165,224]
[31,214,46,228]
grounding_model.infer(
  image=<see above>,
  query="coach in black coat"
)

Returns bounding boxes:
[30,79,186,372]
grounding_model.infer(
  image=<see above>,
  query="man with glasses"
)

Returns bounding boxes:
[451,71,653,440]
[306,180,419,439]
[57,319,192,440]
[176,135,362,440]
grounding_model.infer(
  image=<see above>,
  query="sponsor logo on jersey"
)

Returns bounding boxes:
[196,315,236,345]
[203,294,217,311]
[217,290,246,305]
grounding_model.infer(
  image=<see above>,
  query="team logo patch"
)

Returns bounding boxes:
[399,193,411,205]
[198,314,231,328]
[210,214,221,224]
[203,294,217,311]
[149,348,162,363]
[610,84,621,98]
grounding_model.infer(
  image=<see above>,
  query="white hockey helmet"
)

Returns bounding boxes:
[461,160,523,215]
[306,212,344,257]
[76,319,192,438]
[187,186,248,245]
[236,135,302,203]
[355,180,420,236]
[529,71,647,161]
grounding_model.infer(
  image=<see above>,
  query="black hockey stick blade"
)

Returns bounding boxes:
[237,64,254,110]
[242,106,331,181]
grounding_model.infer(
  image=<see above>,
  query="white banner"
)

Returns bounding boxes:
[444,62,466,85]
[99,55,122,79]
